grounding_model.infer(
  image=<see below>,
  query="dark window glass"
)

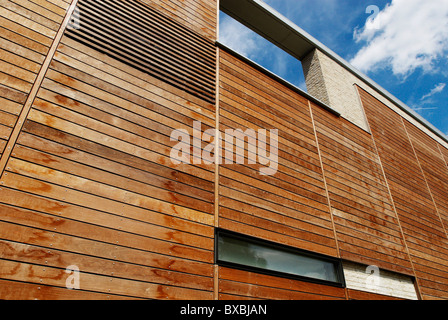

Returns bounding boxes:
[217,230,345,287]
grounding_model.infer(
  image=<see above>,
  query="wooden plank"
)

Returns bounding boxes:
[2,162,214,227]
[46,0,71,10]
[439,144,448,169]
[219,73,316,139]
[10,0,65,23]
[220,52,310,116]
[0,198,213,262]
[0,59,37,84]
[0,47,41,74]
[25,108,214,181]
[0,34,46,65]
[0,16,52,49]
[0,6,56,38]
[1,0,61,30]
[218,267,346,300]
[16,133,213,205]
[0,259,213,300]
[0,279,133,300]
[0,221,213,277]
[18,124,214,197]
[57,36,213,110]
[347,289,405,300]
[0,84,27,105]
[0,71,33,93]
[0,239,213,292]
[0,179,213,252]
[27,0,68,16]
[53,39,215,115]
[21,110,213,213]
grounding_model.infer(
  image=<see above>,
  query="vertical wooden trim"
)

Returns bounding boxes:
[214,1,220,301]
[401,117,448,239]
[214,0,221,228]
[355,85,422,299]
[213,265,219,300]
[214,47,220,229]
[307,101,341,258]
[308,101,347,299]
[0,0,80,178]
[353,83,372,134]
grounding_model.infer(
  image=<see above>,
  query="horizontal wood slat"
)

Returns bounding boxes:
[347,289,405,300]
[65,0,216,103]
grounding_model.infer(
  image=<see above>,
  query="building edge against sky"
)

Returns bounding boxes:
[220,0,448,148]
[0,0,448,300]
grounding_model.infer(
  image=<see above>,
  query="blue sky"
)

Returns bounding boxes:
[219,0,448,137]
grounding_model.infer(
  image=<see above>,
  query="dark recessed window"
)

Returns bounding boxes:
[216,230,345,287]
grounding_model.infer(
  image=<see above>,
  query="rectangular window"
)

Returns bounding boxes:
[216,230,345,287]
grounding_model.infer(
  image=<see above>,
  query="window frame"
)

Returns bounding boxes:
[215,228,346,288]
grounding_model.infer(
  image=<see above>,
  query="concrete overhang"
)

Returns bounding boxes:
[220,0,317,61]
[219,0,448,144]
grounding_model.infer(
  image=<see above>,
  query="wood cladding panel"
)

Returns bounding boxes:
[65,0,216,103]
[0,278,136,300]
[140,0,217,41]
[404,121,448,230]
[346,289,405,301]
[218,50,338,258]
[218,267,346,300]
[0,0,69,152]
[310,103,413,275]
[360,87,448,300]
[0,36,215,299]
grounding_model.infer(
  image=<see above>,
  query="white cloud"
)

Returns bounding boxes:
[219,14,261,59]
[421,83,446,101]
[350,0,448,77]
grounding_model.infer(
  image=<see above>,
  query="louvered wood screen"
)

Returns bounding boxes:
[65,0,216,103]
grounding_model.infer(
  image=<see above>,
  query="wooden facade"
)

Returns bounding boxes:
[0,0,448,300]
